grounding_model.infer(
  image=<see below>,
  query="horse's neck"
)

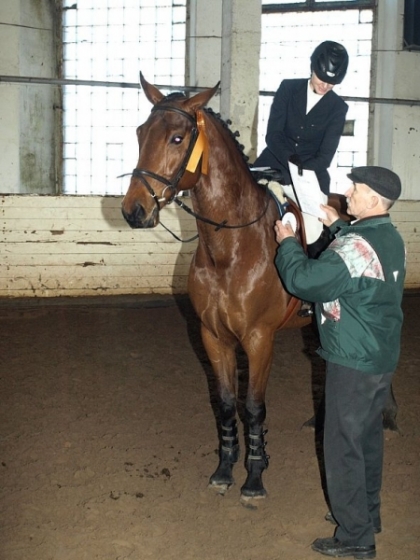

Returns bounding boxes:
[194,166,265,217]
[191,170,274,258]
[189,115,275,256]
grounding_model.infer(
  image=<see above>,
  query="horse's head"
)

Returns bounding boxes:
[121,73,219,228]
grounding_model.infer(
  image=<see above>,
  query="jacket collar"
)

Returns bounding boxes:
[338,214,392,235]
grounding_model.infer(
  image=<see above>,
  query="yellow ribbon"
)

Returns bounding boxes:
[186,110,209,175]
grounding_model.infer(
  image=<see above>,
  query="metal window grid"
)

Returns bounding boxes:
[62,0,186,195]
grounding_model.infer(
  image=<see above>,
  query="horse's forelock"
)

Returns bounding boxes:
[161,92,187,103]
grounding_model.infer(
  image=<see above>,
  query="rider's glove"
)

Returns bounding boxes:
[289,154,303,176]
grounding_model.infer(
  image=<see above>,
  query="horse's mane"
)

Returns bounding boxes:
[159,92,249,164]
[204,107,250,164]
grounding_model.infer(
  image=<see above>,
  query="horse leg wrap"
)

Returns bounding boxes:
[209,421,239,490]
[247,429,270,467]
[241,429,270,498]
[220,422,240,462]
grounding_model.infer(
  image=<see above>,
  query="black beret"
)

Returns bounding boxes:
[347,166,401,201]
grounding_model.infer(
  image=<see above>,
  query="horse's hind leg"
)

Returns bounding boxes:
[201,325,240,493]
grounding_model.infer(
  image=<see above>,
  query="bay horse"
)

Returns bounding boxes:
[121,74,398,500]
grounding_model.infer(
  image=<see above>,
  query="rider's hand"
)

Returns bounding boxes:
[274,220,295,244]
[320,204,340,227]
[289,154,303,176]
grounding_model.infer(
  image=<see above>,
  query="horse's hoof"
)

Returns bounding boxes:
[240,487,267,500]
[208,481,232,495]
[209,464,235,492]
[240,496,259,510]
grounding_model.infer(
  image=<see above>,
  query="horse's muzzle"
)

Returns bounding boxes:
[121,202,158,229]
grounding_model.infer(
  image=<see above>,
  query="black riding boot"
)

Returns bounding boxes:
[307,227,333,258]
[298,228,333,317]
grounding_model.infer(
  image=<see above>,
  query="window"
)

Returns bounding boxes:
[62,0,186,195]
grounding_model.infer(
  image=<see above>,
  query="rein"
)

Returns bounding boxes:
[153,190,272,243]
[174,193,271,232]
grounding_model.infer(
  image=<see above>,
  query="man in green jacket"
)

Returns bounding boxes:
[274,166,405,559]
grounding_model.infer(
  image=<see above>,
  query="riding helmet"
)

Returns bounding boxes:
[310,41,349,85]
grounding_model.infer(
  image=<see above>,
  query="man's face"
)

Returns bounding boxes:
[345,182,374,219]
[310,72,335,95]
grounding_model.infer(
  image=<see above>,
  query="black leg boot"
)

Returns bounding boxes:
[307,227,333,258]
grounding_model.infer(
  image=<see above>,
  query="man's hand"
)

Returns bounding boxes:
[274,219,295,245]
[320,204,340,227]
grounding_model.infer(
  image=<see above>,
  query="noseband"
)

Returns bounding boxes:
[131,105,201,212]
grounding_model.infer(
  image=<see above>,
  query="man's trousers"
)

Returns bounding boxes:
[323,361,394,546]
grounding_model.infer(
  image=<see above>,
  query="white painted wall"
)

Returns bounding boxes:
[371,0,420,200]
[0,196,197,297]
[186,0,222,111]
[0,0,58,194]
[220,0,261,162]
[186,0,261,161]
[1,195,418,296]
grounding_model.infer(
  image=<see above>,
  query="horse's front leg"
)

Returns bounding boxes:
[201,324,240,493]
[240,333,273,499]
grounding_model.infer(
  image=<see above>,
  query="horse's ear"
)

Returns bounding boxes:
[140,72,164,106]
[187,82,220,111]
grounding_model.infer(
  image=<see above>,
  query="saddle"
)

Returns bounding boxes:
[254,168,351,253]
[256,176,308,252]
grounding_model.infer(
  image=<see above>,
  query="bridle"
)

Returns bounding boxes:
[123,103,272,241]
[130,104,202,212]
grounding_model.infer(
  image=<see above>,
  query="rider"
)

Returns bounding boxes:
[253,41,349,315]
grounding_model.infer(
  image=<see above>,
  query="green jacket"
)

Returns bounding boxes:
[275,215,406,374]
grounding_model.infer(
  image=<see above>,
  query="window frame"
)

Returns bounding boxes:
[262,1,376,14]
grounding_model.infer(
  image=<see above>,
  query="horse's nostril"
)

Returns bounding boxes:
[122,202,148,228]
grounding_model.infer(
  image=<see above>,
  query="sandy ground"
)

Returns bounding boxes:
[0,293,419,560]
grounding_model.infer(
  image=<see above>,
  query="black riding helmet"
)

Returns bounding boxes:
[310,41,349,85]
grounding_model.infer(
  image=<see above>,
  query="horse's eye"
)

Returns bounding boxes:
[172,135,183,145]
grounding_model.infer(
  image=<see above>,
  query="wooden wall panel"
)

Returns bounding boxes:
[0,195,198,297]
[0,195,419,298]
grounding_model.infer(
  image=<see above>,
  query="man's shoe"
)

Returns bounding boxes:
[312,537,376,559]
[325,511,382,534]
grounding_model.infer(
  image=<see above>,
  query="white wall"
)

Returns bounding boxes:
[0,0,58,194]
[1,195,418,296]
[371,0,420,200]
[186,0,261,162]
[0,196,197,297]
